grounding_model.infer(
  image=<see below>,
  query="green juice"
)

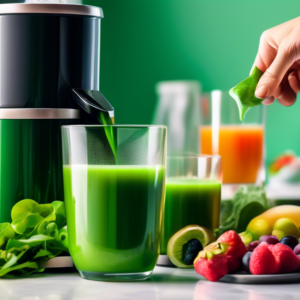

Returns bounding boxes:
[63,165,165,274]
[160,178,221,254]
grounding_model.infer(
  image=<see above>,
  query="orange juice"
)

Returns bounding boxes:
[200,125,263,183]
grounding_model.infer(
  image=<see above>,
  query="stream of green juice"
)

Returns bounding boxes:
[160,178,221,254]
[63,165,165,273]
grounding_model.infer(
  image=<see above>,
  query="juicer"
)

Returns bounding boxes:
[0,3,114,222]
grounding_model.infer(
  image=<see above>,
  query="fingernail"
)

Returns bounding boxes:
[262,96,274,105]
[255,86,269,99]
[288,71,296,80]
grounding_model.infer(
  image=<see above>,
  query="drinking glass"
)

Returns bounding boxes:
[61,125,167,281]
[159,155,221,262]
[199,90,266,184]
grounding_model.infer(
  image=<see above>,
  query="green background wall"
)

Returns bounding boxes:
[1,0,300,165]
[83,0,300,166]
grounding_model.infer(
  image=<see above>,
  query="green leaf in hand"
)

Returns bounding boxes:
[0,223,15,247]
[229,66,264,120]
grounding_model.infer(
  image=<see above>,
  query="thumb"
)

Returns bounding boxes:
[255,47,294,99]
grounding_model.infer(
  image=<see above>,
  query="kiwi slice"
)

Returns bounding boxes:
[167,225,215,268]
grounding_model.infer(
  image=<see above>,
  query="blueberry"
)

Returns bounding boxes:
[242,251,252,273]
[280,235,299,250]
[183,239,202,265]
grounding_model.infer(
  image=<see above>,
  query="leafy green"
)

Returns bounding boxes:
[0,223,15,247]
[215,185,269,237]
[220,200,233,226]
[229,66,264,120]
[11,200,55,235]
[0,199,69,278]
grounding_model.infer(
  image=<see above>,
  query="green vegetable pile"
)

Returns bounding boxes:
[0,199,68,278]
[216,185,269,237]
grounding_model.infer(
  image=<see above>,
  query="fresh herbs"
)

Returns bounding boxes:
[216,186,269,237]
[0,199,68,278]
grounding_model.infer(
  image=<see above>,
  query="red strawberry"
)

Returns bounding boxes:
[218,230,247,258]
[194,254,229,282]
[194,230,247,281]
[250,242,280,275]
[272,243,300,273]
[250,242,300,275]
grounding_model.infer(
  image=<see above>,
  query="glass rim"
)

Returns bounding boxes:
[167,154,221,159]
[61,124,167,129]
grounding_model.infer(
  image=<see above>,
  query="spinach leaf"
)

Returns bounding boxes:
[216,185,269,237]
[11,200,54,235]
[0,223,15,247]
[0,199,69,278]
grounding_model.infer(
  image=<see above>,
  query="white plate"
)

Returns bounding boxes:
[220,272,300,284]
[39,256,74,269]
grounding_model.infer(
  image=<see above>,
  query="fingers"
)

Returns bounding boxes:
[262,96,275,105]
[261,71,299,106]
[255,47,295,99]
[272,83,284,99]
[288,70,300,94]
[277,80,296,106]
[253,52,267,74]
[274,70,300,107]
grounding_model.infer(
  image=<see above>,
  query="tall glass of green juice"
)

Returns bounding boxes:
[62,125,167,281]
[159,155,221,260]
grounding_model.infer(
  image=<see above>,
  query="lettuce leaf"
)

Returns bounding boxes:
[0,199,69,278]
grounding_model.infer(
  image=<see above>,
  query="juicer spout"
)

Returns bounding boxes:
[72,89,115,125]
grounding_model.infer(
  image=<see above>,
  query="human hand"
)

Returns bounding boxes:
[253,17,300,106]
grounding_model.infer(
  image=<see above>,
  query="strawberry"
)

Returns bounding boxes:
[250,242,300,275]
[194,230,247,282]
[249,242,280,274]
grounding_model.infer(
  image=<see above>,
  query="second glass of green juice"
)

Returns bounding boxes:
[159,155,221,262]
[62,125,167,281]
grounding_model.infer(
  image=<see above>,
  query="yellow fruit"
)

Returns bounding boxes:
[248,205,300,230]
[246,218,273,240]
[272,230,285,240]
[273,218,300,238]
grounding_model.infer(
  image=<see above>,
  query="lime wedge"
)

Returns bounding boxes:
[167,225,215,268]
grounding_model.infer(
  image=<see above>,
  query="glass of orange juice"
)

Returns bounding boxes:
[199,90,265,184]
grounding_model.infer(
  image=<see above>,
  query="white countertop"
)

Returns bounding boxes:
[1,266,300,300]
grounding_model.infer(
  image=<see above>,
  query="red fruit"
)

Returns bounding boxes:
[269,153,295,174]
[247,241,259,252]
[194,230,247,281]
[218,230,247,258]
[272,243,300,273]
[250,242,280,275]
[194,254,229,282]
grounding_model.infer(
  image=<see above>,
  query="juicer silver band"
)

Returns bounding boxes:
[0,108,80,119]
[0,4,103,18]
